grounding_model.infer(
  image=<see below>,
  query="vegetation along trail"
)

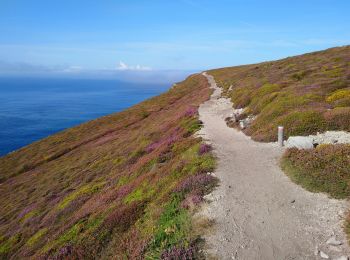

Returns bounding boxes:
[197,72,350,259]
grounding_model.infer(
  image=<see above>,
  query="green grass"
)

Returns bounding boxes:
[144,194,192,259]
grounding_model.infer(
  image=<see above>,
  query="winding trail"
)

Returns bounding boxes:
[197,73,350,260]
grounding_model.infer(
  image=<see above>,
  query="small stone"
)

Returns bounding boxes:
[320,251,329,259]
[229,185,232,188]
[326,236,343,246]
[291,199,295,203]
[314,246,319,256]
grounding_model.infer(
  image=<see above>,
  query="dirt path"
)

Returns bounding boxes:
[196,73,350,260]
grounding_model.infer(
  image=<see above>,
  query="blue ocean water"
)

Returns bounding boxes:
[0,77,170,157]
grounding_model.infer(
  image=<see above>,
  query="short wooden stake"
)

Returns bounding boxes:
[278,126,284,147]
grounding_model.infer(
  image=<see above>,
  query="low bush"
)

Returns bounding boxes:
[281,144,350,199]
[198,143,212,155]
[276,110,327,137]
[175,173,217,196]
[326,89,350,103]
[161,243,197,259]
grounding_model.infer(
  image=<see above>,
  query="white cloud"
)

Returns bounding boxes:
[62,66,83,73]
[116,61,152,71]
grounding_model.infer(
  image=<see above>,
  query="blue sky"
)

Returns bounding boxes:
[0,0,350,80]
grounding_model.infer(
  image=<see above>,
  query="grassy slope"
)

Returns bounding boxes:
[211,46,350,236]
[210,45,350,142]
[0,74,217,259]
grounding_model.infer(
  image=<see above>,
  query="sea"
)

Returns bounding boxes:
[0,77,170,157]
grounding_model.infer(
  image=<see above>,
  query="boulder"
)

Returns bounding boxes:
[285,136,314,149]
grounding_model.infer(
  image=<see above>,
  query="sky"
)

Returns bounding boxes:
[0,0,350,81]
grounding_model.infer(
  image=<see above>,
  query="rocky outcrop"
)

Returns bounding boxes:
[285,131,350,149]
[285,136,314,149]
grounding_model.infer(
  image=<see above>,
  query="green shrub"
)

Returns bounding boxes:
[276,110,326,137]
[291,71,307,81]
[231,86,254,108]
[326,89,350,108]
[256,83,281,97]
[324,67,344,78]
[0,234,21,255]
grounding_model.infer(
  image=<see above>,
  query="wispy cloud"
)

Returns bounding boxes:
[116,61,152,71]
[62,66,83,73]
[0,59,192,84]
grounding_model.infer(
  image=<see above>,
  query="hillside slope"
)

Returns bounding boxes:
[1,45,350,259]
[210,45,350,141]
[0,75,216,259]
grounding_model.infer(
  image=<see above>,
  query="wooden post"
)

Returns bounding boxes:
[278,126,284,147]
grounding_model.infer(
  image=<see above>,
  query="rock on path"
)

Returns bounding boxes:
[196,72,350,260]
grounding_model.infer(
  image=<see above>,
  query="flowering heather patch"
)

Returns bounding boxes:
[198,143,212,155]
[102,201,145,232]
[115,184,134,199]
[17,204,37,219]
[180,194,203,209]
[145,141,161,153]
[161,244,196,260]
[49,244,85,260]
[145,134,180,153]
[184,107,198,117]
[175,173,217,195]
[110,228,148,259]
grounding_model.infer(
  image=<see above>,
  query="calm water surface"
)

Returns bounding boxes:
[0,77,169,156]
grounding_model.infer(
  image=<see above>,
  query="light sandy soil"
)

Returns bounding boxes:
[196,72,350,260]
